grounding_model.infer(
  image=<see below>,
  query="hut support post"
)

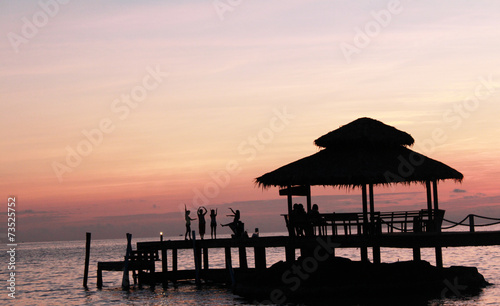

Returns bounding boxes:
[361,185,369,262]
[306,185,312,212]
[287,185,294,237]
[369,184,381,264]
[426,181,433,220]
[433,180,443,268]
[83,232,91,288]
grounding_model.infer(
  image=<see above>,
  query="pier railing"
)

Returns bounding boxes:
[442,214,500,232]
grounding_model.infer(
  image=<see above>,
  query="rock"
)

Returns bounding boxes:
[233,257,491,305]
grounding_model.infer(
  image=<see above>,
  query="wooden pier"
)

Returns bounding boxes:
[96,228,500,289]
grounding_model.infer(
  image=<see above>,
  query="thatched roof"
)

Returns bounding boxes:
[314,117,414,148]
[255,146,463,188]
[255,117,463,188]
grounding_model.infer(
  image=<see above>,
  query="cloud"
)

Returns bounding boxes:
[453,189,467,193]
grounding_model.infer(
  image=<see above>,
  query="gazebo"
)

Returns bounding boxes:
[255,117,463,266]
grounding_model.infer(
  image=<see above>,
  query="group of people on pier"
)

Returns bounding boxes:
[184,205,253,240]
[290,203,324,236]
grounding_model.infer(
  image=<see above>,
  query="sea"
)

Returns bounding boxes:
[1,229,499,306]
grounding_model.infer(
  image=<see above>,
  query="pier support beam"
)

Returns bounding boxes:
[161,245,168,288]
[238,247,248,269]
[172,249,178,283]
[285,245,295,263]
[413,247,421,261]
[254,247,266,270]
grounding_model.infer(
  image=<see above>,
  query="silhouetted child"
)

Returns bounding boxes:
[184,204,196,240]
[221,208,243,237]
[210,208,218,239]
[197,206,207,240]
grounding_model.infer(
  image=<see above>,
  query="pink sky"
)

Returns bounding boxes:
[1,1,500,242]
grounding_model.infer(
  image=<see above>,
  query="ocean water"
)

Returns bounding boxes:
[1,230,499,306]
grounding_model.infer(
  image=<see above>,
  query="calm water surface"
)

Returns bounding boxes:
[1,230,499,305]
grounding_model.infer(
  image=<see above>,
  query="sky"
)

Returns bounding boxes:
[1,0,500,242]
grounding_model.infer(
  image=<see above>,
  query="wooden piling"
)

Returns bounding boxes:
[192,231,201,286]
[254,246,266,270]
[238,247,248,269]
[161,245,168,288]
[413,247,421,261]
[83,232,91,288]
[203,247,209,270]
[285,245,295,262]
[122,233,132,291]
[172,248,178,283]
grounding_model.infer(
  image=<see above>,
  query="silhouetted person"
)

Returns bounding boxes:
[293,204,306,236]
[184,204,196,240]
[197,206,207,240]
[307,203,323,236]
[251,227,259,238]
[221,208,243,237]
[210,208,218,239]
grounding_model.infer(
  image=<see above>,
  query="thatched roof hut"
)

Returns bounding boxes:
[314,117,415,148]
[255,146,463,189]
[255,117,463,266]
[256,117,463,188]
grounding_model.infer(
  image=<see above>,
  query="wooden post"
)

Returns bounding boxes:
[369,184,375,224]
[435,247,443,268]
[306,185,312,213]
[254,247,266,270]
[172,248,178,283]
[225,246,235,286]
[426,181,432,219]
[122,233,132,291]
[413,248,421,261]
[97,265,103,289]
[238,247,248,269]
[203,247,209,270]
[361,185,369,262]
[368,184,381,264]
[225,247,232,270]
[287,185,294,237]
[433,180,443,268]
[192,231,201,286]
[285,245,295,263]
[433,180,440,232]
[83,232,91,288]
[469,215,475,232]
[161,245,168,288]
